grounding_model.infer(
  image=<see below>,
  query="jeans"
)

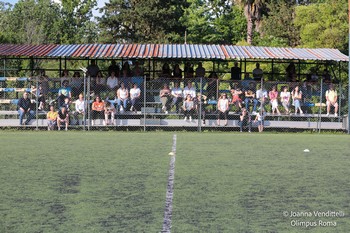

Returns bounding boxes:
[244,98,258,112]
[130,97,140,109]
[239,120,251,132]
[117,98,128,109]
[18,109,35,125]
[172,97,183,113]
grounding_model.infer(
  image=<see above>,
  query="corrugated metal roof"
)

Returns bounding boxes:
[0,43,348,61]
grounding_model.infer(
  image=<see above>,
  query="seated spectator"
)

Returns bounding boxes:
[95,71,107,94]
[47,105,58,130]
[280,86,291,114]
[61,97,72,113]
[182,94,195,121]
[230,85,243,110]
[132,61,144,77]
[104,101,116,126]
[73,93,85,125]
[207,71,218,99]
[60,70,71,86]
[57,106,69,131]
[291,85,303,114]
[252,62,263,81]
[254,109,266,133]
[17,92,35,125]
[108,60,120,77]
[256,84,268,112]
[183,81,196,100]
[238,108,251,133]
[106,71,119,91]
[116,82,129,112]
[71,71,83,98]
[244,82,258,113]
[91,96,105,126]
[129,83,141,112]
[171,82,183,113]
[325,84,338,117]
[269,86,281,115]
[217,93,229,126]
[160,83,172,114]
[196,93,207,125]
[58,80,72,107]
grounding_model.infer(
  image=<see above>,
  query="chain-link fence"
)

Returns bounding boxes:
[0,75,347,132]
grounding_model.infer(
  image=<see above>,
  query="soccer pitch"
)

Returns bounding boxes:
[0,131,349,232]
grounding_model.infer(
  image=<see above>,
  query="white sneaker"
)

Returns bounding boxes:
[335,113,338,117]
[189,116,192,121]
[184,117,187,121]
[165,111,168,114]
[300,110,303,114]
[326,113,329,116]
[65,127,68,131]
[252,111,257,115]
[130,106,133,111]
[202,121,206,125]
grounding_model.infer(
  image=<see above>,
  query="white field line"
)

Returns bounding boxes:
[161,134,177,233]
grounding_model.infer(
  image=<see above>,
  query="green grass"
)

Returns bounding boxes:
[0,132,350,232]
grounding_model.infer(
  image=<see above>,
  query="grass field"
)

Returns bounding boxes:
[0,131,349,232]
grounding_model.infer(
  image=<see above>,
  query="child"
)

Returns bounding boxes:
[254,109,266,133]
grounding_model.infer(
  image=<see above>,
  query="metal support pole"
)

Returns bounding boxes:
[318,78,323,133]
[143,75,146,132]
[198,77,203,132]
[83,70,87,131]
[35,76,39,131]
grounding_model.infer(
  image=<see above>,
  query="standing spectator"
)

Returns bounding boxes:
[86,59,100,78]
[244,82,258,113]
[207,71,219,100]
[254,109,266,133]
[184,62,194,81]
[286,62,296,82]
[71,71,83,98]
[325,84,338,117]
[291,85,303,114]
[160,83,172,114]
[60,70,71,86]
[116,82,129,112]
[195,62,206,89]
[196,94,207,125]
[238,108,251,133]
[230,61,241,89]
[132,61,144,77]
[217,93,229,126]
[58,80,72,107]
[57,106,69,131]
[47,105,58,130]
[160,63,172,79]
[129,83,141,112]
[91,96,105,126]
[172,64,183,80]
[269,86,281,115]
[104,101,116,126]
[171,82,183,113]
[108,60,120,77]
[106,71,119,91]
[18,92,35,125]
[183,81,196,100]
[73,93,85,125]
[252,62,263,81]
[182,94,195,121]
[280,86,291,114]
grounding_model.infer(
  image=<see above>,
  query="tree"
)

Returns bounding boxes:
[97,0,187,43]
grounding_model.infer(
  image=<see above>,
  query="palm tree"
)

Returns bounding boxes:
[234,0,266,45]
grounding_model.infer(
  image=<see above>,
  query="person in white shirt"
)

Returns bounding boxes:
[129,83,141,112]
[217,93,229,126]
[255,85,268,113]
[106,71,119,91]
[171,82,183,113]
[325,84,338,117]
[254,109,266,132]
[116,82,129,112]
[280,86,291,114]
[183,81,196,100]
[73,93,85,125]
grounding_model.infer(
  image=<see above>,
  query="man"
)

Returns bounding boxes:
[47,105,58,130]
[57,106,69,131]
[58,80,72,107]
[325,84,338,117]
[86,59,100,78]
[73,94,85,125]
[255,84,268,113]
[230,61,241,89]
[238,108,252,133]
[252,62,263,81]
[244,82,258,114]
[18,92,35,125]
[183,81,196,100]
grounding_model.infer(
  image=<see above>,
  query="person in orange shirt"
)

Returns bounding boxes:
[91,96,105,126]
[47,105,58,130]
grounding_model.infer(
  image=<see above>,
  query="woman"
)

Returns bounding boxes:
[182,94,195,121]
[91,96,105,126]
[116,82,129,112]
[291,85,303,114]
[217,93,229,126]
[160,83,172,114]
[230,85,243,110]
[280,86,290,114]
[254,108,266,132]
[269,86,281,115]
[129,83,141,112]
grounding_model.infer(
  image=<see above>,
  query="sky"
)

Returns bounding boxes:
[3,0,108,17]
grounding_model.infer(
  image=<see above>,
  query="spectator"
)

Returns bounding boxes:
[256,84,268,112]
[325,84,338,117]
[207,71,218,100]
[195,62,206,89]
[60,70,71,86]
[18,92,35,125]
[184,62,194,81]
[182,94,195,121]
[91,96,105,126]
[230,61,241,89]
[39,69,49,97]
[58,80,72,107]
[244,82,258,113]
[104,101,116,126]
[254,108,266,133]
[86,59,100,78]
[217,93,229,126]
[286,62,296,82]
[160,83,172,114]
[61,97,72,113]
[57,106,69,131]
[171,82,183,113]
[73,93,85,125]
[238,108,251,133]
[71,71,83,98]
[31,83,45,111]
[108,60,120,77]
[280,86,291,114]
[269,86,281,115]
[47,105,58,130]
[160,63,172,79]
[252,62,263,81]
[196,94,207,126]
[291,85,303,114]
[129,83,141,112]
[95,71,107,94]
[172,64,183,80]
[230,84,243,110]
[121,61,132,87]
[106,71,119,91]
[116,82,129,112]
[132,61,144,77]
[183,81,196,100]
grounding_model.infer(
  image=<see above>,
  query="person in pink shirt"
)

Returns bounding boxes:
[269,86,281,115]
